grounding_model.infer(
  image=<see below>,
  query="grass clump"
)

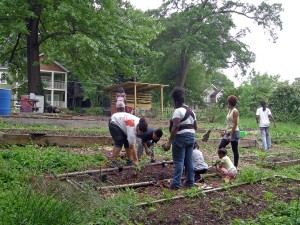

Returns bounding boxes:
[0,187,86,225]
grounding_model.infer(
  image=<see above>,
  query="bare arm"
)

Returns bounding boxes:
[164,117,180,150]
[269,114,276,128]
[194,120,198,130]
[256,115,259,124]
[143,142,149,153]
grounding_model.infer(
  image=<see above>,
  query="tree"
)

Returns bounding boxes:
[211,71,234,90]
[149,0,283,88]
[269,83,300,122]
[0,0,162,95]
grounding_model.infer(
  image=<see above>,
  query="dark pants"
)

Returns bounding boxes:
[194,169,208,180]
[219,139,239,167]
[108,122,129,149]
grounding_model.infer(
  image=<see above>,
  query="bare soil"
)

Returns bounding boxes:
[133,178,300,225]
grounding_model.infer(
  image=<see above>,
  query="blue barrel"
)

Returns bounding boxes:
[0,89,11,116]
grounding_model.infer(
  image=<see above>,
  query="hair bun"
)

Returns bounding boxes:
[139,118,146,123]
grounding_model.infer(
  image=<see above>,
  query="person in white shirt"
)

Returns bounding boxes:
[163,88,197,189]
[192,142,208,183]
[109,104,148,168]
[256,101,276,150]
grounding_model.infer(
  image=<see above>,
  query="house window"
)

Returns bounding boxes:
[41,72,52,88]
[0,72,7,84]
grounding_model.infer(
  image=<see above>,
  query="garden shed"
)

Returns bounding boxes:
[104,81,169,114]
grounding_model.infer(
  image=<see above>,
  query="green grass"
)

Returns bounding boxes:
[0,145,106,189]
[0,187,86,225]
[0,116,300,224]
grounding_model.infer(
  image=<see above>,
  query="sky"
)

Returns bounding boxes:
[129,0,300,86]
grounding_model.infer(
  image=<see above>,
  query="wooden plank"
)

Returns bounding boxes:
[1,134,113,147]
[196,138,257,148]
[1,133,256,148]
[273,159,300,167]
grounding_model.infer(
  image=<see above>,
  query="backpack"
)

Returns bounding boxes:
[169,106,195,132]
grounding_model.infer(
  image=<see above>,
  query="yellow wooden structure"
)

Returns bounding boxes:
[104,81,169,114]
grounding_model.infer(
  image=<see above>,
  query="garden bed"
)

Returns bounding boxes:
[133,177,300,224]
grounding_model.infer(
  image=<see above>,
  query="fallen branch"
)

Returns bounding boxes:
[56,160,174,178]
[136,175,299,207]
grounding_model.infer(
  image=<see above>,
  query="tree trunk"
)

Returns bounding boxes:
[27,4,42,95]
[176,50,190,88]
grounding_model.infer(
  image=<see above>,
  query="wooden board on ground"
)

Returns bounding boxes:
[1,133,257,148]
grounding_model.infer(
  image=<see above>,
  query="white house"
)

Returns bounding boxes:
[40,54,68,108]
[204,84,223,104]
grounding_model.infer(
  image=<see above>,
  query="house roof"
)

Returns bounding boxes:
[104,81,169,93]
[210,90,222,97]
[39,54,69,73]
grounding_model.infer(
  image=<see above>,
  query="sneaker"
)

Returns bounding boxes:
[126,160,134,166]
[110,161,119,168]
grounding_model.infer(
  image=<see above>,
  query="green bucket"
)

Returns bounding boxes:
[240,130,246,137]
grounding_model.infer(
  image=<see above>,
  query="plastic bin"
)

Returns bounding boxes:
[240,130,246,137]
[0,89,11,116]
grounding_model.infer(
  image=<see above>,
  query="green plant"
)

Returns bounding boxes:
[85,107,103,115]
[210,199,232,220]
[161,189,176,203]
[90,188,141,225]
[235,166,274,184]
[263,191,275,204]
[0,187,86,225]
[184,186,206,198]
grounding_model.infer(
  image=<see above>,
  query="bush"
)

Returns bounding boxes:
[85,107,103,115]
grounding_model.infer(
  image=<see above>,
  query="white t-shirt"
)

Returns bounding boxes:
[193,148,208,170]
[110,112,140,145]
[256,107,272,127]
[172,106,196,134]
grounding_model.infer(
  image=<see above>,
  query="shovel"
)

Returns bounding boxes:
[202,129,211,142]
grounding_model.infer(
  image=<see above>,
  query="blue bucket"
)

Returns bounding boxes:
[0,89,11,116]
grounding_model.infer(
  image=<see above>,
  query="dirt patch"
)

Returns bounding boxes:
[133,178,299,225]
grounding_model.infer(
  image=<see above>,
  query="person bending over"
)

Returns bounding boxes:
[137,128,163,163]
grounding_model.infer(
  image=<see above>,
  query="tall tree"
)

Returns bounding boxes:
[0,0,161,94]
[149,0,283,88]
[269,82,300,122]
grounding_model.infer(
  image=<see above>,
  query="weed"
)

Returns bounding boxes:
[235,166,274,184]
[161,189,176,203]
[88,188,142,224]
[0,187,87,224]
[183,186,206,199]
[210,199,232,220]
[263,191,275,204]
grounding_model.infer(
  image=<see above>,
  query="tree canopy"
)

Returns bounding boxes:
[0,0,162,94]
[148,0,283,89]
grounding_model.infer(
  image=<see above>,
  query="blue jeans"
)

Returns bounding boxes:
[170,132,195,189]
[260,127,271,150]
